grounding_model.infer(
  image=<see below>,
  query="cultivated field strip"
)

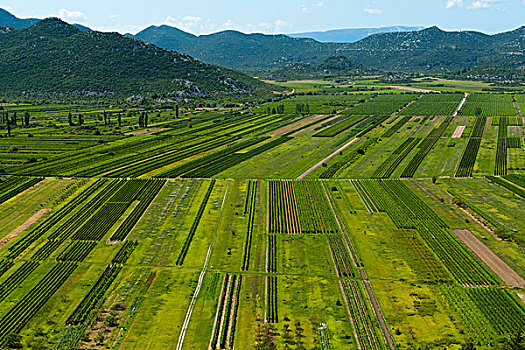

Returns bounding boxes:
[372,137,421,179]
[110,179,166,241]
[0,262,78,340]
[176,180,216,265]
[456,116,487,177]
[322,182,395,350]
[401,116,454,178]
[241,180,257,271]
[209,274,243,350]
[0,177,42,204]
[358,179,498,286]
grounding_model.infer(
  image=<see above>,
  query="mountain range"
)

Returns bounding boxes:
[0,18,271,97]
[133,25,525,73]
[289,26,424,43]
[0,7,524,93]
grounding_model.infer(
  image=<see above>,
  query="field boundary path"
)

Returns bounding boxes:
[388,85,439,93]
[176,182,230,350]
[453,229,525,288]
[0,209,51,249]
[453,93,469,116]
[297,137,359,179]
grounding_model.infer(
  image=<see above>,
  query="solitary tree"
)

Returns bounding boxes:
[24,111,30,127]
[68,112,74,126]
[117,113,122,128]
[6,118,11,137]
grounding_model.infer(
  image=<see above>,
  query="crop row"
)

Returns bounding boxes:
[359,180,497,286]
[382,116,411,137]
[504,174,525,188]
[110,180,166,241]
[209,274,243,349]
[343,94,416,116]
[57,241,97,262]
[7,180,108,258]
[47,180,126,241]
[402,94,464,116]
[268,180,301,234]
[66,264,122,325]
[351,116,389,138]
[455,138,482,177]
[339,279,384,350]
[401,116,454,178]
[156,137,268,178]
[267,235,278,273]
[107,179,149,203]
[506,137,522,148]
[175,180,216,265]
[470,116,488,138]
[0,177,42,204]
[112,240,139,265]
[293,181,339,234]
[319,137,380,178]
[266,276,278,324]
[372,137,421,178]
[495,139,507,176]
[396,229,451,282]
[0,261,40,302]
[182,137,291,178]
[71,202,130,241]
[459,102,517,117]
[0,262,78,341]
[31,239,64,261]
[486,176,525,199]
[107,136,236,178]
[313,115,367,137]
[242,181,257,271]
[456,116,487,178]
[441,285,525,344]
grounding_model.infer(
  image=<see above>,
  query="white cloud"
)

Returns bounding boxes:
[165,15,217,34]
[251,20,293,34]
[364,7,382,15]
[468,0,503,9]
[301,4,309,13]
[316,1,325,7]
[163,16,292,35]
[446,0,463,9]
[58,8,86,20]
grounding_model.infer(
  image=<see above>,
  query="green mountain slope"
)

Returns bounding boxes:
[134,25,340,71]
[0,18,273,97]
[134,25,525,73]
[262,56,379,80]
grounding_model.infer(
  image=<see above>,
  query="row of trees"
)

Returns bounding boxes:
[1,112,31,137]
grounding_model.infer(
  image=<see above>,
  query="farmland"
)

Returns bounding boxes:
[0,84,524,350]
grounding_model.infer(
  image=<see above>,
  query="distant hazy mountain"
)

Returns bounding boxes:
[0,18,272,97]
[0,8,90,31]
[289,26,425,43]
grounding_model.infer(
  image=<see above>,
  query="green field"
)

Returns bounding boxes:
[0,83,524,350]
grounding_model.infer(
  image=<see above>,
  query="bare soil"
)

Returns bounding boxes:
[297,137,358,179]
[452,126,466,138]
[453,229,525,287]
[0,209,51,249]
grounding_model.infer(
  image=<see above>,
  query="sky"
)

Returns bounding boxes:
[1,0,524,35]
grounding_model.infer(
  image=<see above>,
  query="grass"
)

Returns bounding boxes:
[0,83,524,350]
